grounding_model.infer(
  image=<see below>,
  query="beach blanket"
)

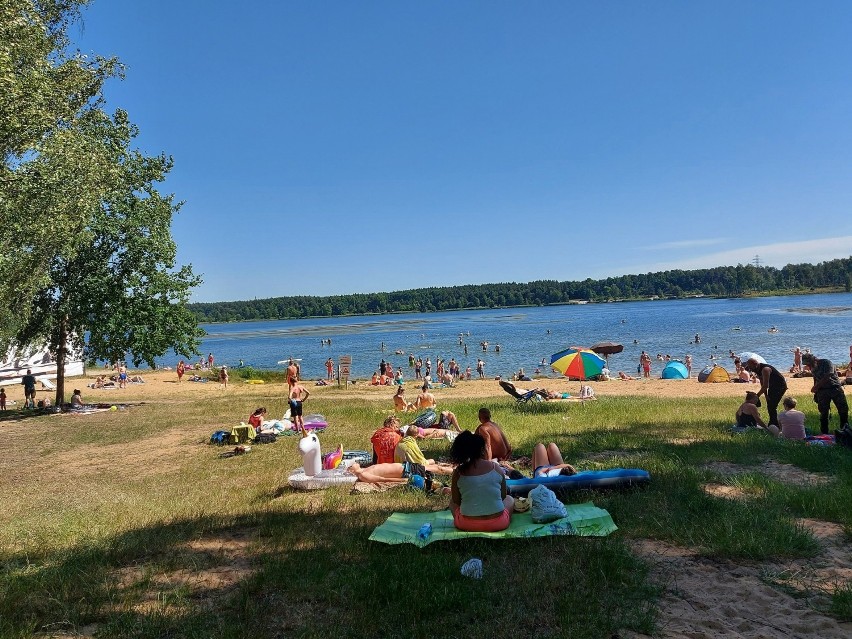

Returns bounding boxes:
[806,434,835,446]
[50,405,121,416]
[369,502,617,547]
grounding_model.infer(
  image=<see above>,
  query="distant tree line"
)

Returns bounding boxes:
[190,258,852,323]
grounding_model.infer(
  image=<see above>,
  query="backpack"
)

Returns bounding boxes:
[210,430,230,446]
[254,433,277,445]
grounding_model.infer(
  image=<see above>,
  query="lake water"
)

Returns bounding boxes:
[183,293,852,380]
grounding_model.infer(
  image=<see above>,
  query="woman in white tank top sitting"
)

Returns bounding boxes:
[449,431,514,532]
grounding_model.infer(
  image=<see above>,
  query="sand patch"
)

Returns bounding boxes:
[702,460,833,486]
[702,482,749,500]
[763,518,852,608]
[112,529,256,614]
[627,538,851,638]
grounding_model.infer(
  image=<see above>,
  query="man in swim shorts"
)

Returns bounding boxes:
[289,380,310,431]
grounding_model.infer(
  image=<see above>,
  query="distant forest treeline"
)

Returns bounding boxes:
[190,258,852,323]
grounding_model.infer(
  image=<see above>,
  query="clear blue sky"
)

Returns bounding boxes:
[75,1,852,303]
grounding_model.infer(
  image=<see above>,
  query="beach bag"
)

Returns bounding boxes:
[210,430,230,446]
[529,484,567,523]
[254,433,277,445]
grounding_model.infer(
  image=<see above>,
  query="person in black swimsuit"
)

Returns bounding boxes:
[745,359,787,427]
[736,391,765,428]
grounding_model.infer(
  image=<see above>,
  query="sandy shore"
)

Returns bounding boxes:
[36,368,830,405]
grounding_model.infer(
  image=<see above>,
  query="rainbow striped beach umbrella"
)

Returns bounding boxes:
[550,347,606,380]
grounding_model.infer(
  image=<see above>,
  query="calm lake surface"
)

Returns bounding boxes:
[183,293,852,380]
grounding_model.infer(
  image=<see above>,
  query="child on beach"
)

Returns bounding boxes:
[0,388,6,410]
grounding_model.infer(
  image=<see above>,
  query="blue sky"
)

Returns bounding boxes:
[75,1,852,302]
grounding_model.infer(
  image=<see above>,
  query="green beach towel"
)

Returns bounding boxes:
[369,502,617,548]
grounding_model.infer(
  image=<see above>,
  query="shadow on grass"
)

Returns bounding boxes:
[0,507,658,639]
[0,407,54,424]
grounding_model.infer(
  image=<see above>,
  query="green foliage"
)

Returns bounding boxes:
[0,0,122,338]
[229,366,288,383]
[189,258,852,322]
[11,108,202,404]
[0,2,202,403]
[831,582,852,621]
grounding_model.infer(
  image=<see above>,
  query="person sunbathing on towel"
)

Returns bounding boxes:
[618,371,635,380]
[437,409,461,431]
[398,422,458,440]
[532,442,577,477]
[531,388,562,399]
[346,458,453,483]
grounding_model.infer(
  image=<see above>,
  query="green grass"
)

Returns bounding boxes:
[2,391,851,637]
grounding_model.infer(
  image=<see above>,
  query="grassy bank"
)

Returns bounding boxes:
[1,389,851,638]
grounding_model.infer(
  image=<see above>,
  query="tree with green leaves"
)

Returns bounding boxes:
[15,108,203,405]
[1,0,120,340]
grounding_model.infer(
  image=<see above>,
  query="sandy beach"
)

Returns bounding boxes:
[42,367,829,405]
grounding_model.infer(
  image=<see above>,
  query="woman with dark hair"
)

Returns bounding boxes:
[745,358,787,427]
[248,407,267,429]
[735,391,765,428]
[449,431,514,532]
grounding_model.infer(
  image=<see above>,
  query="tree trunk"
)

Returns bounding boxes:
[54,316,68,407]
